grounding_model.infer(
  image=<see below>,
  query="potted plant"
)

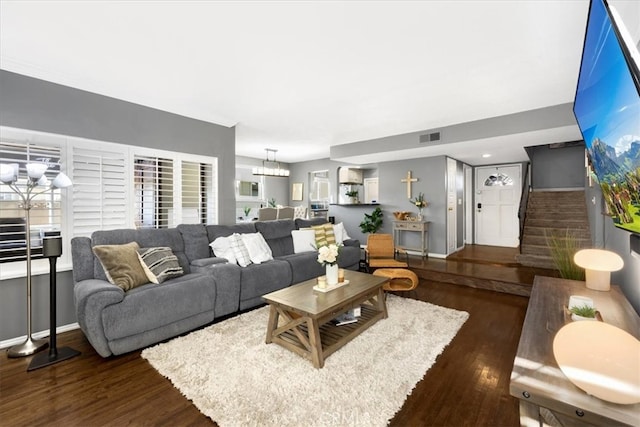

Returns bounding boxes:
[569,304,597,321]
[243,206,252,219]
[268,197,277,208]
[345,190,359,204]
[410,192,428,220]
[360,207,383,234]
[545,229,585,280]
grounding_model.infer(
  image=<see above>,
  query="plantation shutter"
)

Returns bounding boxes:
[71,145,128,237]
[0,141,64,262]
[133,155,174,229]
[181,160,215,225]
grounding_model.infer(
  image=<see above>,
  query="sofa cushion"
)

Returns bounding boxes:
[206,223,257,241]
[238,259,292,309]
[241,232,273,264]
[101,272,216,341]
[209,236,237,264]
[291,229,317,253]
[92,228,191,280]
[280,252,325,284]
[137,247,184,284]
[255,219,295,257]
[229,233,252,267]
[295,217,328,229]
[176,224,211,261]
[92,242,149,291]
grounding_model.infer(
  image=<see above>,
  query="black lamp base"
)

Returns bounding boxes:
[27,346,81,371]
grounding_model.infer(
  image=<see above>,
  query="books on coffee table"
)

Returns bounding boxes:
[332,312,358,326]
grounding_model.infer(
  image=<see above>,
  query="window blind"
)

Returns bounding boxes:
[71,145,128,237]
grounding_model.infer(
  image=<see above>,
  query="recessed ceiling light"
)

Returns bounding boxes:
[482,154,491,158]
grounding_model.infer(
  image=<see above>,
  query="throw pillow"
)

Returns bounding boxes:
[337,222,351,241]
[92,242,149,291]
[137,247,184,284]
[209,236,237,265]
[228,233,252,267]
[311,223,336,248]
[291,229,317,253]
[241,232,273,264]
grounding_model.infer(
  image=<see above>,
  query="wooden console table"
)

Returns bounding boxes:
[510,276,640,426]
[393,220,429,257]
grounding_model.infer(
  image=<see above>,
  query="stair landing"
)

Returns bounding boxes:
[408,245,559,297]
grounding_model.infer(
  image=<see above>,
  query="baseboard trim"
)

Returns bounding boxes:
[0,323,80,350]
[405,249,446,259]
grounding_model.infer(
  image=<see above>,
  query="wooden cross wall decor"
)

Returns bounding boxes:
[401,170,418,198]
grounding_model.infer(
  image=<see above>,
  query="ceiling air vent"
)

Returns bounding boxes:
[419,131,441,143]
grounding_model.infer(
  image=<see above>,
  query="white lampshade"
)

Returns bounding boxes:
[0,163,19,184]
[26,163,48,180]
[51,172,72,188]
[574,249,624,291]
[37,175,50,187]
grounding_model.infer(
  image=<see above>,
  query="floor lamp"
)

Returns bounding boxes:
[0,162,72,357]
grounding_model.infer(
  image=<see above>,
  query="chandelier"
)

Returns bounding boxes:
[252,148,290,177]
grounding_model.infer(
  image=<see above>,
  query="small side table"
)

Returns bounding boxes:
[393,220,429,258]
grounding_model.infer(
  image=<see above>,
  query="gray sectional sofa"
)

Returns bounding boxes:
[71,218,360,357]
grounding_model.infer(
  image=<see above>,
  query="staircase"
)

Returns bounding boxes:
[516,190,592,269]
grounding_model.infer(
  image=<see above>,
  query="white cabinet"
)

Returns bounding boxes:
[338,168,363,184]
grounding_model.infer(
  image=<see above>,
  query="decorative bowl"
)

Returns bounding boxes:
[393,211,410,220]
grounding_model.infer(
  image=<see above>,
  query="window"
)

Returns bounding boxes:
[180,160,215,225]
[1,126,218,277]
[484,173,514,187]
[0,141,64,263]
[133,155,174,229]
[71,144,129,237]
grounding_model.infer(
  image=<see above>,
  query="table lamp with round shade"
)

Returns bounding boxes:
[573,249,624,291]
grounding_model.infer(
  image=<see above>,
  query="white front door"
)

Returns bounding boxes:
[475,164,522,247]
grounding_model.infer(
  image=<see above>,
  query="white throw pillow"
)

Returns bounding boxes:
[333,222,351,244]
[241,232,273,264]
[209,236,237,265]
[292,229,317,253]
[228,233,252,267]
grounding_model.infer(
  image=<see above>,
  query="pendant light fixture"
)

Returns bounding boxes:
[252,149,289,177]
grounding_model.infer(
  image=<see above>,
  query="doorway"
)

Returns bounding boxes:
[474,164,522,248]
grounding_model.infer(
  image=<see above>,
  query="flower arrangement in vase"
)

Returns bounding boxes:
[317,243,342,285]
[410,192,428,220]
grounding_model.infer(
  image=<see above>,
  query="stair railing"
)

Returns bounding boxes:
[518,167,531,253]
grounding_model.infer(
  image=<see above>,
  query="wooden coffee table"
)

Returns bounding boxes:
[262,270,389,368]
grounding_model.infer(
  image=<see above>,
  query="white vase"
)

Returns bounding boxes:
[326,264,339,285]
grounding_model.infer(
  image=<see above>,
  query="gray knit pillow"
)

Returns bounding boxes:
[137,247,184,284]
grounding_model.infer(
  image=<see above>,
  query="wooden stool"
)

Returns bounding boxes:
[372,268,419,292]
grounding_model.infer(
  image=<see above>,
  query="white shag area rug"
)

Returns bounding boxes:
[141,295,469,427]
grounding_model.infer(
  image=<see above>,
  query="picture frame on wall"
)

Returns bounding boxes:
[292,182,303,201]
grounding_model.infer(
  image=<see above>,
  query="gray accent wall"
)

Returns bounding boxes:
[0,70,236,343]
[528,143,586,189]
[289,156,449,255]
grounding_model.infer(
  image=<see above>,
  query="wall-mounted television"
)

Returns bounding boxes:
[573,0,640,233]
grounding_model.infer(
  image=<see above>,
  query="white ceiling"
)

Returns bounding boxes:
[0,0,605,164]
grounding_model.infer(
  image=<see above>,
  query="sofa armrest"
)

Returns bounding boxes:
[191,257,228,267]
[74,279,125,357]
[190,257,229,274]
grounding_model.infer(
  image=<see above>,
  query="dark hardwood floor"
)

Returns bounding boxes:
[0,275,528,427]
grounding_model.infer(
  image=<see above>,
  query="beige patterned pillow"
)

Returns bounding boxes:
[92,242,149,291]
[137,247,184,284]
[311,223,336,248]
